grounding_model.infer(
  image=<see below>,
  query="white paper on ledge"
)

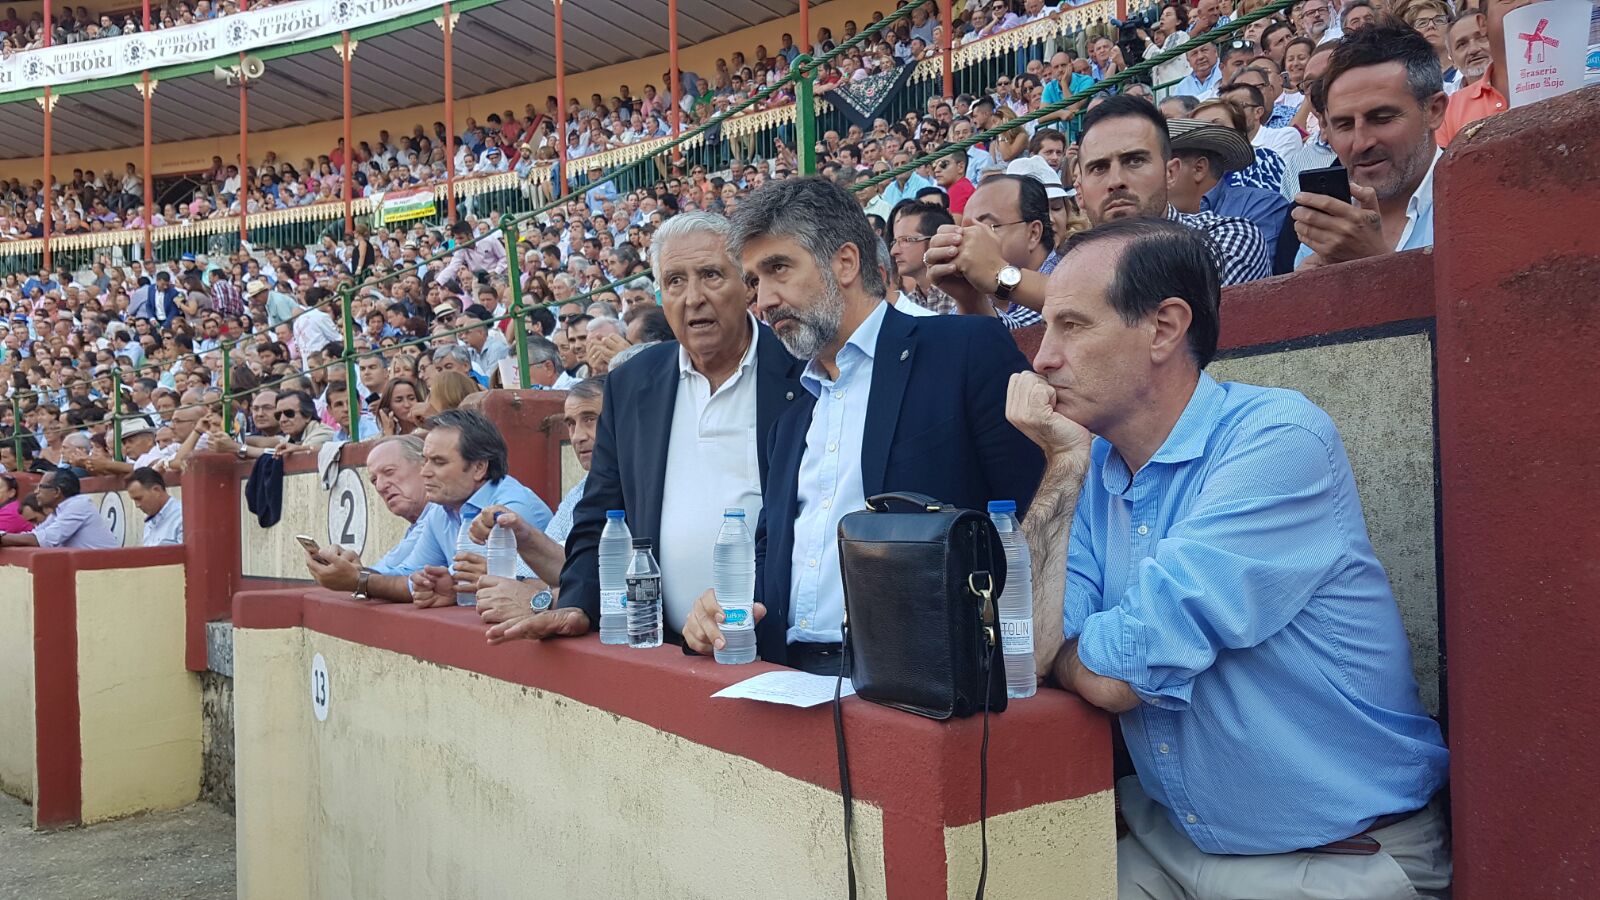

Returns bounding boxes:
[712,670,856,708]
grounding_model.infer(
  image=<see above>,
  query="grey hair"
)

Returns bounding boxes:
[585,300,618,318]
[874,237,897,289]
[726,177,887,298]
[424,408,509,484]
[432,345,472,365]
[567,375,607,403]
[586,317,624,340]
[62,432,93,451]
[525,334,562,369]
[650,211,737,283]
[370,433,424,465]
[623,277,653,294]
[551,273,578,290]
[609,342,656,369]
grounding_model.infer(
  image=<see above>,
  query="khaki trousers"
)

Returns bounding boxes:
[1116,776,1452,900]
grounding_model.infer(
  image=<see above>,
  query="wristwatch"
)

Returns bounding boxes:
[530,588,554,612]
[353,569,371,601]
[993,265,1022,303]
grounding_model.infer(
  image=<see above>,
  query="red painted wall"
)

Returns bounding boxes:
[1433,87,1600,896]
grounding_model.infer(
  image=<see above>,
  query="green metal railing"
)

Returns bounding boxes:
[22,0,1285,455]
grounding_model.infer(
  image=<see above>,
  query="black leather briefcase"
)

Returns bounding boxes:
[836,491,1008,719]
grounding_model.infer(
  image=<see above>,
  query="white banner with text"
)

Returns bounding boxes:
[0,0,446,94]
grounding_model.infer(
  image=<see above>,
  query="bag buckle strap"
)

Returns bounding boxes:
[968,571,997,648]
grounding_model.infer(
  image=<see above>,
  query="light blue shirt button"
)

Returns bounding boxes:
[1187,814,1198,824]
[1137,524,1150,535]
[1160,743,1170,754]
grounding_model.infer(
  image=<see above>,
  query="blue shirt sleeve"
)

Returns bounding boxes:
[1074,421,1351,709]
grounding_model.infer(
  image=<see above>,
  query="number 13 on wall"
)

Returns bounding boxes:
[310,652,330,722]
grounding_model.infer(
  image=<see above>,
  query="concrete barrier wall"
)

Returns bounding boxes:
[232,589,1116,900]
[0,565,36,803]
[0,546,196,829]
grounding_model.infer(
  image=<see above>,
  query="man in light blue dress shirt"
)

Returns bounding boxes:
[306,412,551,604]
[1008,218,1449,897]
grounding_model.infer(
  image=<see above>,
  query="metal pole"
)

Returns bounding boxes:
[220,340,234,436]
[553,0,568,196]
[501,215,532,390]
[10,395,22,468]
[238,0,249,247]
[669,0,681,152]
[795,55,817,175]
[41,0,53,274]
[940,0,954,100]
[442,2,457,223]
[341,32,354,237]
[142,74,154,262]
[799,0,810,55]
[339,287,359,440]
[111,367,124,462]
[141,0,154,263]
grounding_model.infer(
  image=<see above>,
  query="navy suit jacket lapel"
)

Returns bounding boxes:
[753,324,803,488]
[861,305,917,499]
[634,345,679,543]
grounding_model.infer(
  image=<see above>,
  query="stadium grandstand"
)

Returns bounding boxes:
[0,0,1596,893]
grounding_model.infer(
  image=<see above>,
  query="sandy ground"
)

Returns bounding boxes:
[0,793,234,900]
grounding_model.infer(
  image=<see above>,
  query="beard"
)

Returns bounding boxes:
[1351,136,1435,202]
[767,271,846,360]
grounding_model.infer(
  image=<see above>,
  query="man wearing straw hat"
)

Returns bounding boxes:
[1165,118,1296,274]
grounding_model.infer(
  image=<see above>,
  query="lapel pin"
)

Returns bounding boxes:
[900,349,909,361]
[785,391,795,400]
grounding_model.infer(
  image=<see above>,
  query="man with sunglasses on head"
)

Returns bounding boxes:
[931,148,976,214]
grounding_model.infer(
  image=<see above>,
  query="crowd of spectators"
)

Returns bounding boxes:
[0,0,1557,890]
[0,0,295,54]
[0,0,1535,551]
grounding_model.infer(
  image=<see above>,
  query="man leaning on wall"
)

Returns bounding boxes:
[305,411,551,605]
[1009,217,1449,898]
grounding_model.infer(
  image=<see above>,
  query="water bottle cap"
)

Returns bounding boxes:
[723,508,745,518]
[631,538,652,549]
[987,500,1017,514]
[492,511,504,523]
[606,509,625,520]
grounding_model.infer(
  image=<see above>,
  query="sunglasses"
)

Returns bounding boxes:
[275,410,302,420]
[559,313,584,323]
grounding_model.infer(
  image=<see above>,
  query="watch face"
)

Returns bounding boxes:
[531,589,554,611]
[998,266,1022,288]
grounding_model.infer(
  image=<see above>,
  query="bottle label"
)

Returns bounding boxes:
[722,607,750,627]
[601,588,625,616]
[1000,618,1034,655]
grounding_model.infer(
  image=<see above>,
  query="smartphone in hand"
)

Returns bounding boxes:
[295,534,328,565]
[1298,165,1351,205]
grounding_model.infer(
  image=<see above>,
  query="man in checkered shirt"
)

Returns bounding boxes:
[1077,95,1271,288]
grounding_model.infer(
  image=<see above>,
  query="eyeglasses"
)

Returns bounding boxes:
[559,313,584,323]
[275,410,302,420]
[1409,13,1448,27]
[981,220,1030,234]
[1225,39,1256,51]
[891,235,933,246]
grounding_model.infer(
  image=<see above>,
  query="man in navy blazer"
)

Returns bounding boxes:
[682,177,1045,673]
[491,212,806,643]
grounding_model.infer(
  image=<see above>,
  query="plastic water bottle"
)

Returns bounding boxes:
[989,500,1037,699]
[597,510,632,644]
[625,539,662,649]
[712,508,757,665]
[453,518,483,607]
[486,513,517,580]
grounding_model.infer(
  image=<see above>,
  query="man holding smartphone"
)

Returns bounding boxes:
[1292,25,1446,268]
